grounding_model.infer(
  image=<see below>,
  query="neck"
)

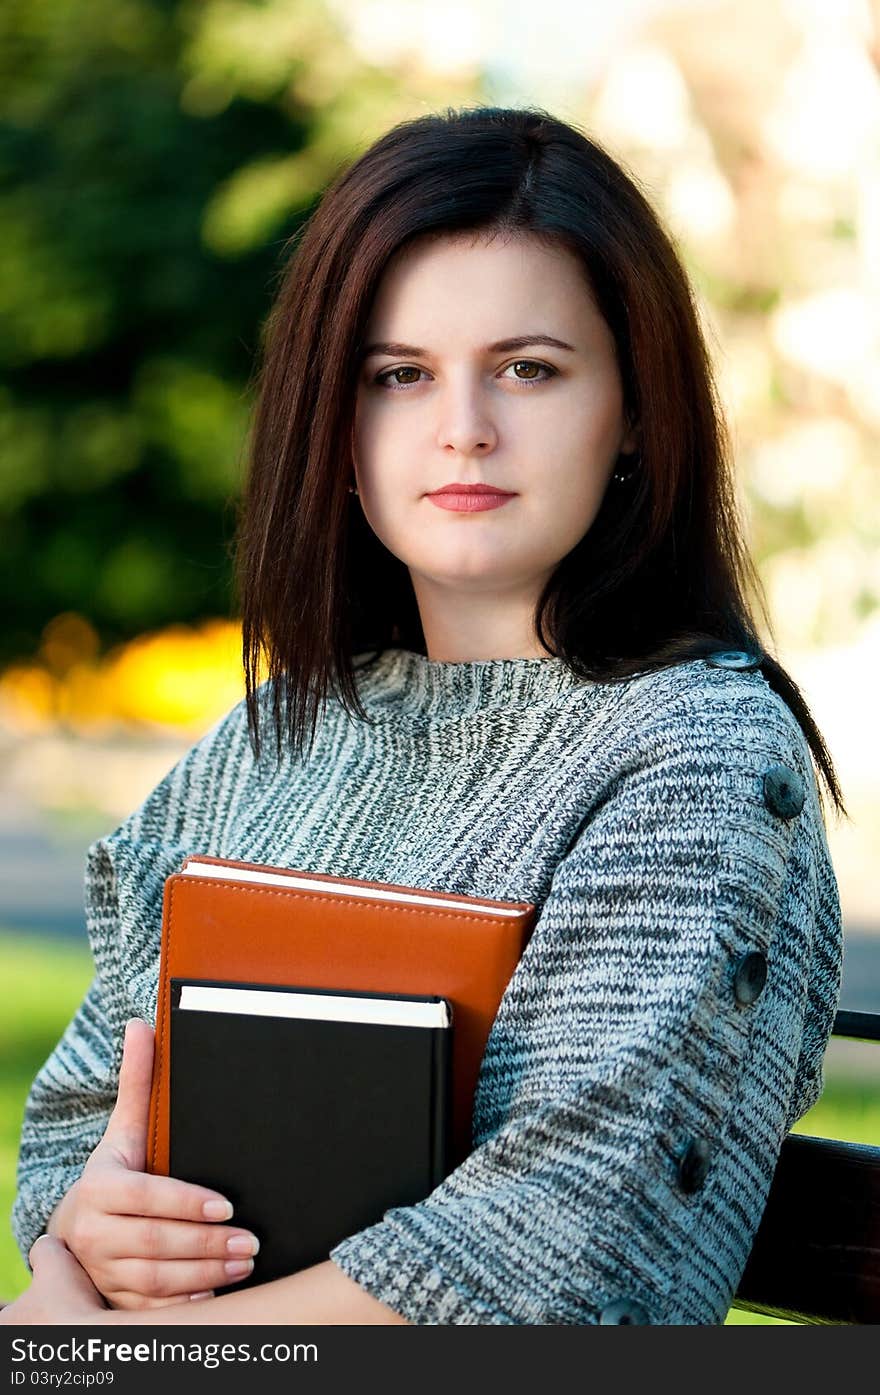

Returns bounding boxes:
[408,570,556,664]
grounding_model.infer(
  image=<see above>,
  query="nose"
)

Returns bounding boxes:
[435,381,498,456]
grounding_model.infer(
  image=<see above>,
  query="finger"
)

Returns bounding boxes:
[98,1215,259,1265]
[98,1020,155,1171]
[100,1255,255,1300]
[107,1290,215,1311]
[85,1165,234,1224]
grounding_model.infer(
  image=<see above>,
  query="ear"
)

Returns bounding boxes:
[620,417,640,456]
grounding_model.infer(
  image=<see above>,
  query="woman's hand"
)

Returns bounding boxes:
[0,1235,110,1326]
[47,1019,260,1310]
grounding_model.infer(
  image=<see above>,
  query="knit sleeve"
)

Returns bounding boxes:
[10,694,255,1267]
[328,680,843,1324]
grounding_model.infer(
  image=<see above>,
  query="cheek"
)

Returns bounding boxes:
[353,396,413,485]
[533,398,621,507]
[351,432,413,552]
[560,378,624,456]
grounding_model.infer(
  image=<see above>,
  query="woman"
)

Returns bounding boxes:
[5,105,845,1326]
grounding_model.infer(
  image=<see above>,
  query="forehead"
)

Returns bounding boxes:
[365,232,605,340]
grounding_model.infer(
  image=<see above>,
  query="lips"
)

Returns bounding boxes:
[426,483,516,514]
[428,483,515,496]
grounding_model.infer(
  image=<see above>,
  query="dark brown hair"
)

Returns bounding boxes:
[233,104,847,824]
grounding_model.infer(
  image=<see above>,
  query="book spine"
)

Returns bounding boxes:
[431,1017,454,1186]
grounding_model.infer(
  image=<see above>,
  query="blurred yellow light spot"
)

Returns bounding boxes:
[0,617,247,738]
[104,620,246,732]
[0,665,56,732]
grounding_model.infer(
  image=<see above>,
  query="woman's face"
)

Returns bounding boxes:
[353,231,637,613]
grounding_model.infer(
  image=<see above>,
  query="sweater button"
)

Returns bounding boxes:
[678,1136,712,1194]
[762,763,805,820]
[732,950,768,1006]
[599,1297,651,1325]
[705,649,762,670]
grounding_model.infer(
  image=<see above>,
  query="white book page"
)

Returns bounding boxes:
[179,859,525,918]
[177,982,451,1029]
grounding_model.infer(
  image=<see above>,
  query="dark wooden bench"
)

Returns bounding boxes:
[732,1009,880,1324]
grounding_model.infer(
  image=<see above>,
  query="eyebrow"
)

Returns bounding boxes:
[360,334,577,360]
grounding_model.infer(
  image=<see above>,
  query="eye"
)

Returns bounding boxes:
[374,366,426,390]
[374,359,557,391]
[501,359,556,387]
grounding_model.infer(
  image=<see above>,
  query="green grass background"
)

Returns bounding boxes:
[2,929,878,1322]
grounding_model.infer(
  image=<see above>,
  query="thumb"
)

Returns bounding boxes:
[100,1018,155,1171]
[30,1234,70,1267]
[29,1238,103,1300]
[29,1233,101,1298]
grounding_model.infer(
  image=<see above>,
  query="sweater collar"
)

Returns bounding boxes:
[356,647,587,718]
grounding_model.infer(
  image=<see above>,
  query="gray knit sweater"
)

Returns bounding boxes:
[11,647,843,1325]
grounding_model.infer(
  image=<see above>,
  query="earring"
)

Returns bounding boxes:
[348,483,358,496]
[613,451,640,483]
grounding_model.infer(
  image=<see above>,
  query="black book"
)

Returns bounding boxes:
[169,977,453,1291]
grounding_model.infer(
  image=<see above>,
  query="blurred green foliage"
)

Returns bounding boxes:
[0,932,94,1300]
[0,0,425,664]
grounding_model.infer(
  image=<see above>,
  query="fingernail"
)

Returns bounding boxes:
[203,1199,233,1220]
[225,1259,254,1278]
[189,1290,214,1302]
[226,1234,259,1257]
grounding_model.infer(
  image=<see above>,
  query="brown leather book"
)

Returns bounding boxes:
[146,854,537,1177]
